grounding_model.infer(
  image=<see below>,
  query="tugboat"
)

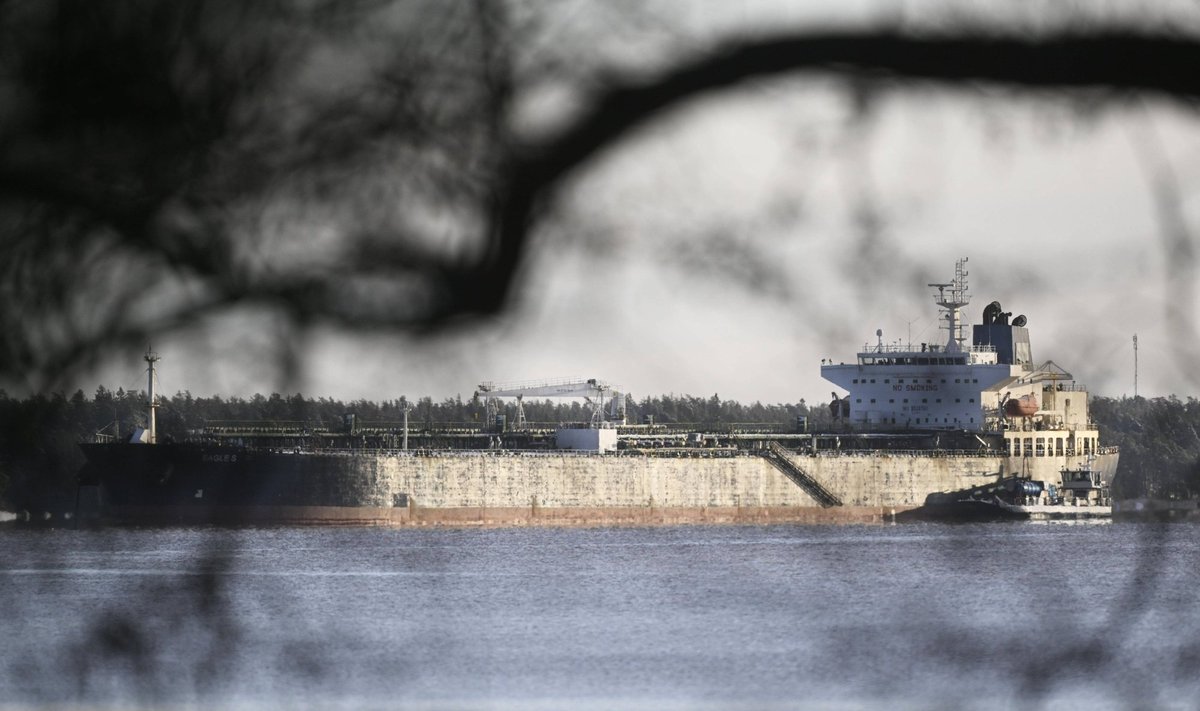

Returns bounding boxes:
[901,456,1112,522]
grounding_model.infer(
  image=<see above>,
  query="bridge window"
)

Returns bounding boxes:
[1056,438,1064,456]
[1024,437,1033,456]
[1036,438,1045,457]
[884,379,890,384]
[870,399,876,404]
[1012,439,1020,456]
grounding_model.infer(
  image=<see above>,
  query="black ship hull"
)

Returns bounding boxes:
[896,499,1028,523]
[80,443,408,525]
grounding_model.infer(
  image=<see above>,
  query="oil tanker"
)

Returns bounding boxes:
[80,259,1118,526]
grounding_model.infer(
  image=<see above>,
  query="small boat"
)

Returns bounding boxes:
[900,458,1112,522]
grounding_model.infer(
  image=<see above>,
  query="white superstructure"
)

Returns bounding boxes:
[821,258,1116,486]
[822,258,1020,430]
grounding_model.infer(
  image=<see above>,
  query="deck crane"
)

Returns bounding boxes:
[476,378,627,430]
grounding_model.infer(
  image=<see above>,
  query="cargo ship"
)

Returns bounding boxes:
[79,258,1118,526]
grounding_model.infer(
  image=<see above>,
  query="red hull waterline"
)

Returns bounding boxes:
[99,503,910,527]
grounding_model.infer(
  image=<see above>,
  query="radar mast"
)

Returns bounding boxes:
[928,258,970,353]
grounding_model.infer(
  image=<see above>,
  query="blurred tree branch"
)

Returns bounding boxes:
[2,0,1199,389]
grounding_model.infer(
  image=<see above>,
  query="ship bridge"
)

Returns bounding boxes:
[823,351,1018,431]
[821,258,1034,432]
[852,343,999,368]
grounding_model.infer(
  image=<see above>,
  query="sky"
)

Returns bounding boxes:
[82,1,1200,405]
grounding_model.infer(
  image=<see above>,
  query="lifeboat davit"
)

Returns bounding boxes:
[1004,394,1038,417]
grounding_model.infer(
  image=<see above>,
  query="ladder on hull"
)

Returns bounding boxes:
[762,442,842,508]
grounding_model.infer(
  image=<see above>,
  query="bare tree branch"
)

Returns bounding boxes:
[476,31,1200,321]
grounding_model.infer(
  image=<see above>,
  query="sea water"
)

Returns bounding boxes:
[1,522,1197,710]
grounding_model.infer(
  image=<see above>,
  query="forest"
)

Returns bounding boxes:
[1,387,1197,511]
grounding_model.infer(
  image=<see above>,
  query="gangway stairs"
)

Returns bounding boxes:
[761,442,842,508]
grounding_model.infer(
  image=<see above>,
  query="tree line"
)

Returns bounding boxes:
[0,388,1197,509]
[1090,396,1200,500]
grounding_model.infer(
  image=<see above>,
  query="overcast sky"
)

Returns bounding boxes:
[81,1,1200,405]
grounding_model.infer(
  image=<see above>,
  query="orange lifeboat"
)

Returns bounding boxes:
[1004,394,1038,417]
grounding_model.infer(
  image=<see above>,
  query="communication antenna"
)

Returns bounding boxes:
[905,317,921,349]
[401,399,413,451]
[1133,333,1138,398]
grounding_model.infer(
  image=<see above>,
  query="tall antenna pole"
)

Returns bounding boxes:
[1133,333,1138,398]
[402,404,410,451]
[144,346,160,444]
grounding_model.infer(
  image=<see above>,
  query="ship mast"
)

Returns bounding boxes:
[144,347,159,445]
[928,257,970,353]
